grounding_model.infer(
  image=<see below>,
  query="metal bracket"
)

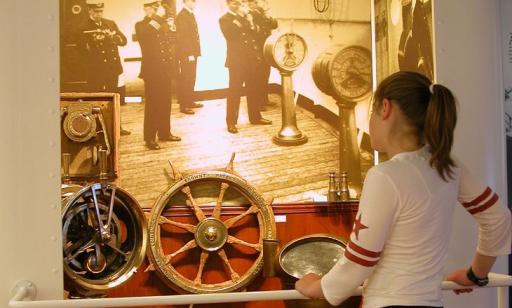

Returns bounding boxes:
[11,280,37,301]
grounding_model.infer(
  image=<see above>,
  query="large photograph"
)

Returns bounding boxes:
[56,0,448,300]
[59,0,375,208]
[374,0,434,83]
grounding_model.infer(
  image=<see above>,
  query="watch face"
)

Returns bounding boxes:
[273,33,307,71]
[330,46,372,101]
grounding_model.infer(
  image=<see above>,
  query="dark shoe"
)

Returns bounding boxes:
[180,108,195,115]
[161,134,182,142]
[145,141,161,150]
[251,118,272,125]
[120,128,131,136]
[227,125,238,134]
[190,103,203,108]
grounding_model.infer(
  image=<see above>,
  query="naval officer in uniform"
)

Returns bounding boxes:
[248,0,277,110]
[176,0,204,115]
[219,0,272,134]
[79,0,131,135]
[136,0,181,150]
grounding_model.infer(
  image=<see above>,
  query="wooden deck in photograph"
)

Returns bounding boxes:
[116,93,366,208]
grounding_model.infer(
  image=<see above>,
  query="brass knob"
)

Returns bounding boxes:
[204,226,218,242]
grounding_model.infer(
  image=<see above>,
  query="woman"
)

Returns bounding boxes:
[295,71,511,308]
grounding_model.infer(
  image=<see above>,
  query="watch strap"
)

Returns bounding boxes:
[466,267,489,287]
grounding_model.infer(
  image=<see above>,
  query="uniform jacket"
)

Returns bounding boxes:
[79,17,127,76]
[219,12,261,68]
[135,15,175,80]
[175,8,201,60]
[251,9,277,47]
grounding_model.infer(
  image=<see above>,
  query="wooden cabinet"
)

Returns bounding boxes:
[107,202,361,307]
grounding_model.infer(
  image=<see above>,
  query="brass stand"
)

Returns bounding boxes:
[273,71,308,146]
[337,100,362,194]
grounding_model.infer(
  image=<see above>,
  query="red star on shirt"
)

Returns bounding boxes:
[353,214,368,240]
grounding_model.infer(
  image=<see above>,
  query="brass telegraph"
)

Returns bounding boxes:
[313,45,373,194]
[264,32,308,146]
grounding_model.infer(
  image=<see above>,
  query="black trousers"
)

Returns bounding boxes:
[256,63,271,107]
[226,63,262,126]
[177,59,197,110]
[87,73,118,93]
[143,76,172,142]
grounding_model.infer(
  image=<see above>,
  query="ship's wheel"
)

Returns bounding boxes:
[146,154,276,293]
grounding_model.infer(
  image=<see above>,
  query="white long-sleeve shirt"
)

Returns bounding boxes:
[321,147,512,308]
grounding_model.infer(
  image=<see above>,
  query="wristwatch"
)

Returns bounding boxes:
[466,267,489,287]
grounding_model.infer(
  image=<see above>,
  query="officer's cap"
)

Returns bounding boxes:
[143,0,160,7]
[86,0,105,9]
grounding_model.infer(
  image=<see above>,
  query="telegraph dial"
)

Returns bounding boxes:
[331,46,372,101]
[314,45,372,102]
[265,32,308,72]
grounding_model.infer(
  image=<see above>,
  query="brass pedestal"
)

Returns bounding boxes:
[273,72,308,146]
[337,100,362,195]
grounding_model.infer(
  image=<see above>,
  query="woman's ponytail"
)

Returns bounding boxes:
[373,71,458,181]
[424,84,457,181]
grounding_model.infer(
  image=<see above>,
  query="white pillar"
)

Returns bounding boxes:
[434,0,509,307]
[0,0,63,306]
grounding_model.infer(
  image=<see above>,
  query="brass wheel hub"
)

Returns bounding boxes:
[195,218,228,252]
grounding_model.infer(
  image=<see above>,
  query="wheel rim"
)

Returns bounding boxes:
[146,161,276,294]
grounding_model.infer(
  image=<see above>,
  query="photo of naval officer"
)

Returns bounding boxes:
[79,0,131,135]
[248,0,277,111]
[397,0,433,80]
[176,0,204,115]
[219,0,272,134]
[135,0,181,150]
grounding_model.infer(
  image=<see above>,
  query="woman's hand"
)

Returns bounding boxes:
[446,269,475,295]
[295,273,324,299]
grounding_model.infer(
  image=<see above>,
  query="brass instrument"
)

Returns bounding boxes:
[264,33,308,146]
[61,150,146,297]
[263,234,358,308]
[60,93,120,180]
[145,154,277,293]
[313,45,373,196]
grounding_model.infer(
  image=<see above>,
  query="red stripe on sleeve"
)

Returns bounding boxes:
[468,193,499,215]
[463,187,492,208]
[344,249,379,267]
[348,241,382,258]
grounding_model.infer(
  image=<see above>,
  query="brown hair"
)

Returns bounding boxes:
[373,71,457,181]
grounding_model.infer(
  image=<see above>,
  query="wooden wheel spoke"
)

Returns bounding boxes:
[158,216,196,233]
[213,182,230,219]
[165,239,198,264]
[181,186,206,221]
[194,251,209,285]
[147,239,198,273]
[217,249,240,281]
[224,205,259,229]
[227,236,262,252]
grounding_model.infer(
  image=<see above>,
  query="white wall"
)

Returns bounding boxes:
[502,0,512,135]
[0,0,63,306]
[0,0,509,307]
[434,0,509,307]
